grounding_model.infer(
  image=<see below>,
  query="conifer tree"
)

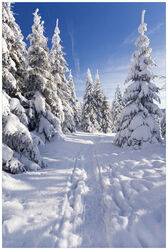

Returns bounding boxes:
[93,70,104,132]
[2,3,45,173]
[27,9,61,140]
[111,85,124,132]
[50,19,75,133]
[2,2,27,96]
[68,70,80,128]
[81,69,95,132]
[27,8,50,95]
[101,95,112,133]
[114,10,162,147]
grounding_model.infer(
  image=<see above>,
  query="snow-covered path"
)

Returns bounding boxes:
[2,132,166,247]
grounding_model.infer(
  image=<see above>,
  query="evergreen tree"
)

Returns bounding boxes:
[27,9,61,141]
[101,95,112,133]
[93,70,104,131]
[27,8,50,95]
[68,70,80,128]
[81,69,95,132]
[114,10,162,147]
[50,19,75,133]
[111,85,124,132]
[2,2,27,96]
[2,4,45,173]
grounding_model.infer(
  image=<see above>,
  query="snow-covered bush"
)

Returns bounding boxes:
[114,10,162,147]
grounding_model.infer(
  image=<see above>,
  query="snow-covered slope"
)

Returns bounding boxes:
[2,132,166,247]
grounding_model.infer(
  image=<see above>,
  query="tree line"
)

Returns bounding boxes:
[2,4,165,174]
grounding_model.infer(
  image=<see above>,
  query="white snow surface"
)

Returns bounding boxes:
[2,132,166,247]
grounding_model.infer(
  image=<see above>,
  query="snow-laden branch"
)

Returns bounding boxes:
[141,10,146,25]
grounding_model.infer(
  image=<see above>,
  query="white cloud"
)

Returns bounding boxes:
[122,29,137,46]
[152,49,166,76]
[122,22,164,46]
[147,22,163,35]
[67,21,81,82]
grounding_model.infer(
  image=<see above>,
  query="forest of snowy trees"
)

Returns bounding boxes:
[2,3,166,174]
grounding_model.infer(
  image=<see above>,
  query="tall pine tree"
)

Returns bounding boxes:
[111,85,124,132]
[68,70,80,128]
[27,9,61,141]
[93,70,104,132]
[50,19,75,133]
[2,4,45,173]
[82,69,95,132]
[114,10,162,147]
[101,95,112,133]
[2,2,27,97]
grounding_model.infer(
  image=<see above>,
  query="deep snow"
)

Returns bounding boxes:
[2,132,166,247]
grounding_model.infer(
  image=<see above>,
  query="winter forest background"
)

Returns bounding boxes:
[2,2,166,248]
[2,2,166,173]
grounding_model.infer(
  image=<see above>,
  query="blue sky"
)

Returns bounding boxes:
[13,2,166,108]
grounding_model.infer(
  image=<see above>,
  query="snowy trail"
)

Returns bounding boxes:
[2,132,166,247]
[79,142,109,247]
[3,134,84,247]
[94,138,166,247]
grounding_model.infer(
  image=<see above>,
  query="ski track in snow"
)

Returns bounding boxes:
[2,132,166,247]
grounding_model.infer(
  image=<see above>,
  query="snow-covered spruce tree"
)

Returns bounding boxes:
[2,4,45,173]
[2,2,27,96]
[2,2,31,118]
[2,91,45,174]
[101,95,112,133]
[50,19,75,133]
[93,70,104,132]
[68,70,80,128]
[81,69,96,132]
[27,9,61,141]
[114,10,162,147]
[111,85,124,132]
